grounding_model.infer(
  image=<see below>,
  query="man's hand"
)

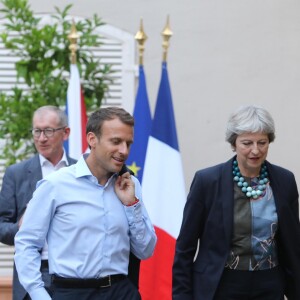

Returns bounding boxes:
[114,172,136,206]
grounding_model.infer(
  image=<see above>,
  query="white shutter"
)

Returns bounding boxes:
[0,150,13,276]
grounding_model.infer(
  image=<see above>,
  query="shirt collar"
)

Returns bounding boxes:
[76,153,117,186]
[75,154,93,178]
[39,149,69,167]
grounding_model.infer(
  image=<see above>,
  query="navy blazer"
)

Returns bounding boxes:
[173,157,300,300]
[0,154,76,300]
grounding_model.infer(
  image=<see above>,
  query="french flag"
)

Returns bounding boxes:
[65,64,88,159]
[139,62,186,299]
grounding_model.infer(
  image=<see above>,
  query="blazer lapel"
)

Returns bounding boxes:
[66,155,77,166]
[220,157,235,245]
[27,155,43,194]
[265,162,283,217]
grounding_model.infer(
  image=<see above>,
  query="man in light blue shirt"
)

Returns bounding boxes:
[14,107,157,300]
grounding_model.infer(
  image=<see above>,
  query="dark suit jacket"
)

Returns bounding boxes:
[0,154,76,300]
[173,157,300,300]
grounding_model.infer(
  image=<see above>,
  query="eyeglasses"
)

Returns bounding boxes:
[31,127,66,138]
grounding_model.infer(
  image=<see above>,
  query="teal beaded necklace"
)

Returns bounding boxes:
[232,159,269,199]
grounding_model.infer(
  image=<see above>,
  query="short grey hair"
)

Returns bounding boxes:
[225,105,275,146]
[33,105,68,127]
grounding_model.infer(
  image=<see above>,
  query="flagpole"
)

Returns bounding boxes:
[68,20,79,64]
[135,18,147,66]
[65,20,88,159]
[161,15,173,63]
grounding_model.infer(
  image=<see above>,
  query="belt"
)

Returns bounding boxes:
[41,260,49,269]
[52,274,126,289]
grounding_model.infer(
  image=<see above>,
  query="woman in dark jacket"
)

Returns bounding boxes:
[173,105,300,300]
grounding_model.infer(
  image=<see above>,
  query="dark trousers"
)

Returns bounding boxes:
[213,266,285,300]
[52,277,141,300]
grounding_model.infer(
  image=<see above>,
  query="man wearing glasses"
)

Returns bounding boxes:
[0,105,76,300]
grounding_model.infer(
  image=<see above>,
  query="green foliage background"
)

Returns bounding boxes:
[0,0,114,165]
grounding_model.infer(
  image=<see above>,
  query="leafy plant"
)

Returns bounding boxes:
[0,0,114,165]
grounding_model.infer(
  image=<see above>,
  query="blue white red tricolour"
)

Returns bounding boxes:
[139,62,186,300]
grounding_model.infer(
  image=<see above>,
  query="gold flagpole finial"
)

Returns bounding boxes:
[68,20,79,64]
[161,15,173,62]
[135,18,148,66]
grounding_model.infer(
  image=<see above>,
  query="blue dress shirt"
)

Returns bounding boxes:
[14,154,157,300]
